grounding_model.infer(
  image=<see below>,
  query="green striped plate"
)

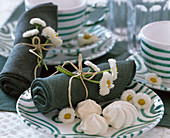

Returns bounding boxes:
[0,21,115,65]
[127,52,170,91]
[16,80,164,137]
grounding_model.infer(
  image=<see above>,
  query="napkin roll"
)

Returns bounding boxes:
[31,60,136,114]
[0,3,58,98]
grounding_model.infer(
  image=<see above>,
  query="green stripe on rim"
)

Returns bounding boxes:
[59,28,80,36]
[58,8,86,17]
[141,46,170,60]
[58,14,84,22]
[142,56,170,67]
[62,38,73,43]
[141,39,170,53]
[133,55,142,71]
[126,82,138,89]
[58,22,83,30]
[144,64,170,77]
[19,108,61,134]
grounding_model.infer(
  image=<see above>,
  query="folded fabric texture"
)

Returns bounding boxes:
[31,60,136,114]
[0,56,17,111]
[0,3,58,98]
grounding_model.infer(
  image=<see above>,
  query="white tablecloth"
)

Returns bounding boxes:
[0,0,170,137]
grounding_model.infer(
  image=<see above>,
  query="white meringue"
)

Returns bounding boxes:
[78,113,108,135]
[103,101,138,129]
[76,99,102,119]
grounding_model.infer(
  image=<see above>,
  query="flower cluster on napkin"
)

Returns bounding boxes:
[31,60,136,114]
[0,3,58,98]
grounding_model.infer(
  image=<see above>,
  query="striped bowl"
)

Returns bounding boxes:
[25,0,87,42]
[25,0,109,43]
[58,4,86,42]
[140,21,170,82]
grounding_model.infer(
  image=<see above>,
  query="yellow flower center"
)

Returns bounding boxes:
[116,66,118,72]
[150,77,157,83]
[138,99,145,105]
[126,95,132,101]
[83,34,91,39]
[64,113,71,119]
[107,80,111,88]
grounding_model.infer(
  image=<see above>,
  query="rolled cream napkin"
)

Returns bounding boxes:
[0,3,58,98]
[31,60,136,114]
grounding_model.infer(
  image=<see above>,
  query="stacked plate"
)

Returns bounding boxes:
[0,21,115,65]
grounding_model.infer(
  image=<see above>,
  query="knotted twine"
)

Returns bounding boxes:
[15,36,55,78]
[51,53,98,109]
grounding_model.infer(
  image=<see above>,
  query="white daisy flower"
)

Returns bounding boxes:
[108,58,118,80]
[84,61,100,72]
[133,93,151,109]
[121,89,136,104]
[22,29,39,37]
[49,35,63,47]
[78,32,98,46]
[30,18,46,27]
[42,26,55,38]
[145,73,162,86]
[58,108,75,123]
[42,26,63,47]
[99,72,114,96]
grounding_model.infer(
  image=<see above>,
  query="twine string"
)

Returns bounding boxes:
[15,36,55,78]
[51,53,97,109]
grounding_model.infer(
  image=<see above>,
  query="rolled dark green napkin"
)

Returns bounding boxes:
[0,3,58,98]
[31,60,136,114]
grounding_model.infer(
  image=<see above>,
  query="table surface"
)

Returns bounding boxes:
[0,0,170,137]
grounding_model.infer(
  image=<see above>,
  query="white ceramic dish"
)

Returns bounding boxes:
[0,21,115,65]
[128,52,170,91]
[16,80,164,137]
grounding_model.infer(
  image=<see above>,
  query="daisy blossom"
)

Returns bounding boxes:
[108,58,118,80]
[78,32,98,46]
[84,60,100,72]
[121,89,136,104]
[145,73,162,86]
[42,26,55,38]
[58,108,75,123]
[22,29,39,37]
[42,26,63,47]
[49,35,63,47]
[99,72,114,96]
[133,93,151,109]
[30,18,46,27]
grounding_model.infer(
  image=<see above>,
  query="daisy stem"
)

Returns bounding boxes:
[56,65,76,76]
[37,57,41,67]
[35,24,39,29]
[97,69,111,74]
[87,69,92,73]
[56,66,100,84]
[45,39,50,44]
[36,50,48,71]
[83,78,100,84]
[84,69,111,78]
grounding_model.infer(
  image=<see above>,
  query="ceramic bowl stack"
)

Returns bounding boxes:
[140,21,170,82]
[0,21,115,65]
[45,24,115,65]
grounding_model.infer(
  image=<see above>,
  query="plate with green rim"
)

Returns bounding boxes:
[128,52,170,91]
[16,80,164,137]
[0,21,115,65]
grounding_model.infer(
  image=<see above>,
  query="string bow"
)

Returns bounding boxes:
[51,54,97,109]
[15,36,55,78]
